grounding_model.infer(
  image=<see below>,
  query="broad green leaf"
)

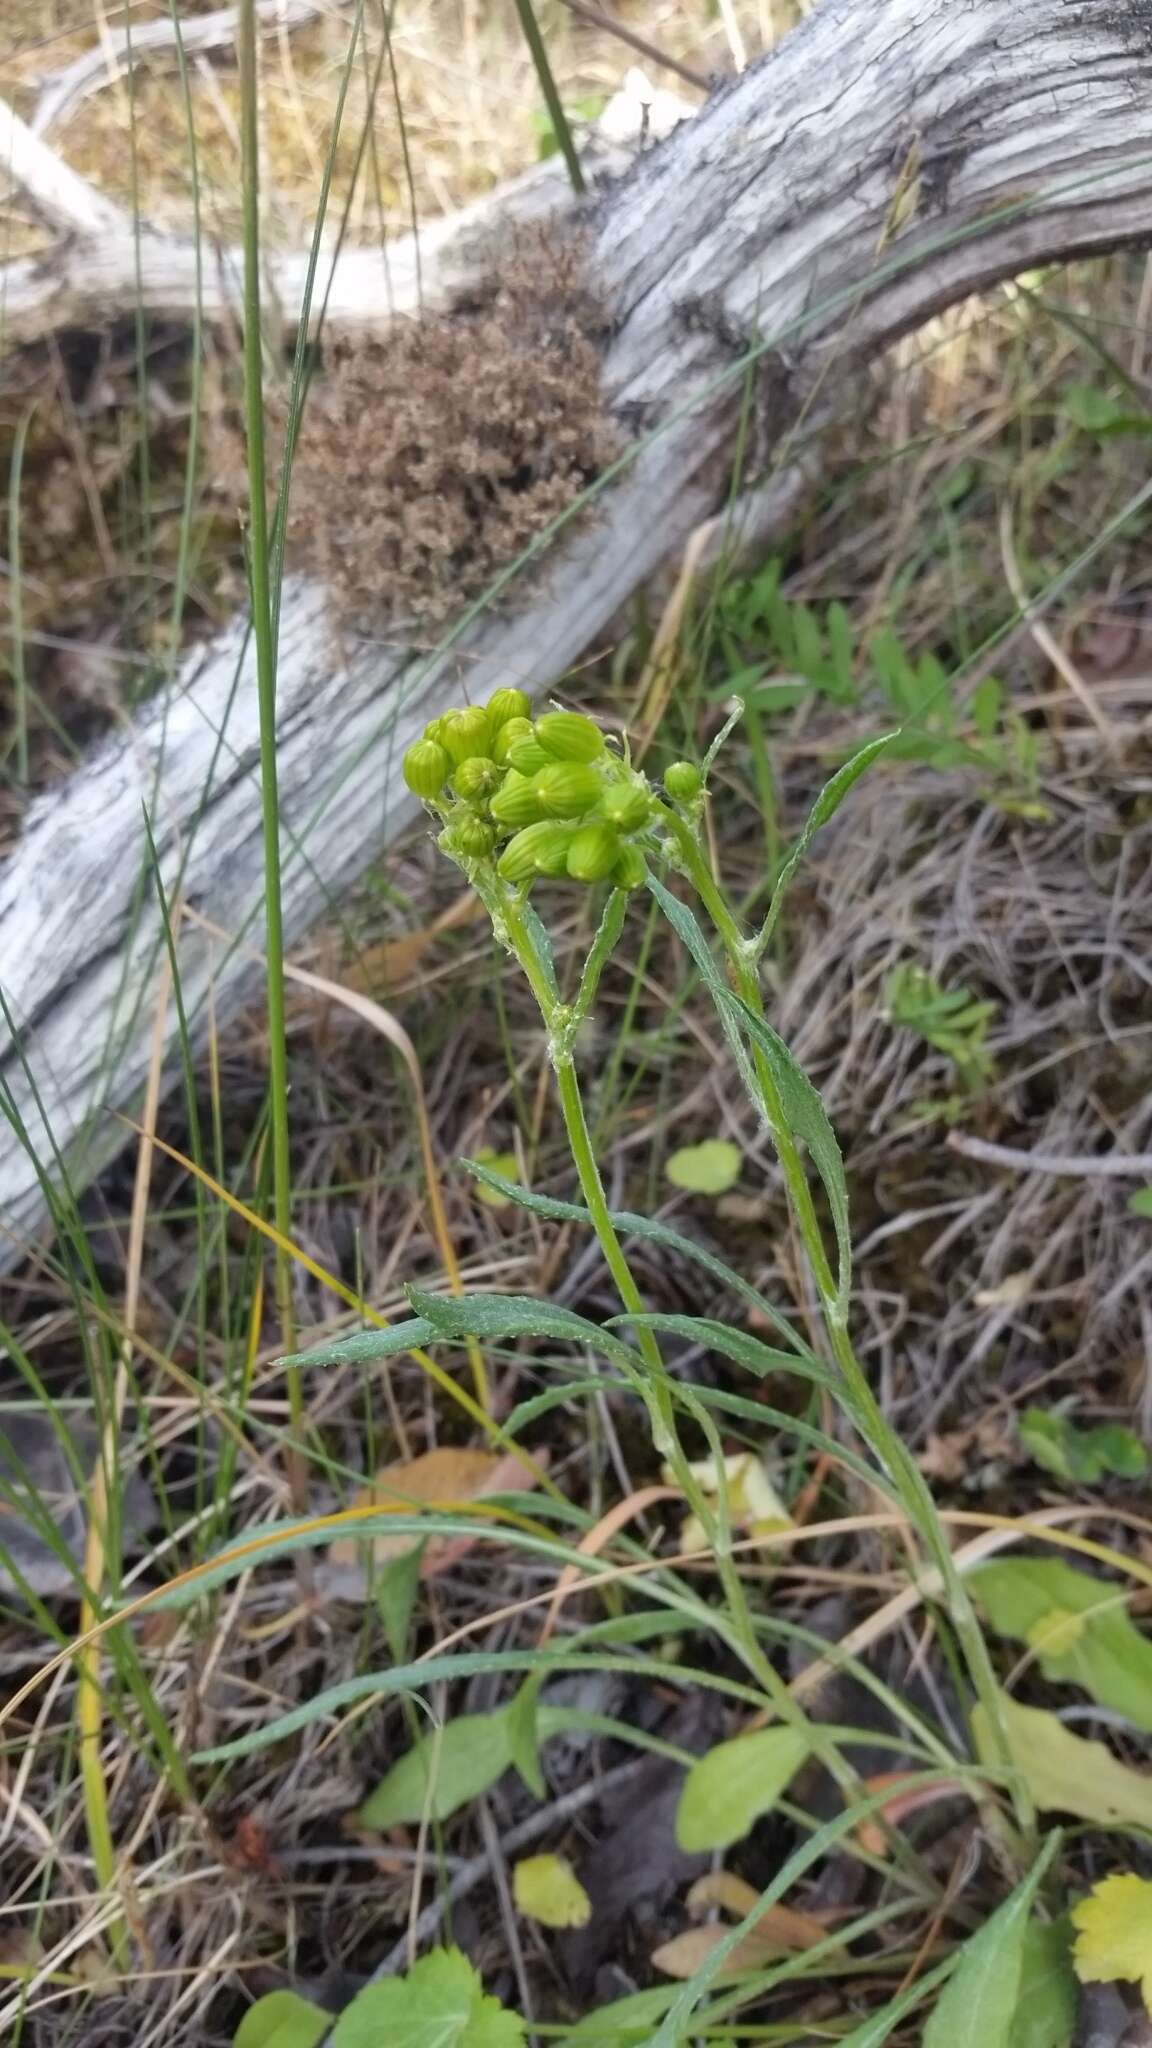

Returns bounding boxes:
[665,1140,742,1196]
[923,1838,1057,2048]
[676,1727,810,1851]
[1010,1921,1076,2048]
[513,1853,591,1928]
[972,1558,1152,1732]
[973,1691,1152,1829]
[559,1983,676,2045]
[1019,1408,1147,1483]
[731,997,853,1310]
[359,1709,516,1828]
[755,733,894,955]
[359,1700,595,1828]
[1129,1187,1152,1218]
[330,1947,523,2048]
[234,1991,331,2048]
[1062,381,1130,434]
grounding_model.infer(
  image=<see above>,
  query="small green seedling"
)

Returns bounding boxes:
[884,961,998,1090]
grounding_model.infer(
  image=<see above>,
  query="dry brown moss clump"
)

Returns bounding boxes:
[281,227,619,635]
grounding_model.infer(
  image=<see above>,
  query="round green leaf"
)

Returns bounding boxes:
[665,1140,743,1196]
[676,1726,810,1851]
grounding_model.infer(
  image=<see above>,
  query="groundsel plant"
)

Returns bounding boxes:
[401,692,1023,1823]
[175,691,1058,2042]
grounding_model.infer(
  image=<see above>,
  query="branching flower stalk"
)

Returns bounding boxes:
[655,783,1029,1842]
[402,693,1025,1837]
[405,696,832,1758]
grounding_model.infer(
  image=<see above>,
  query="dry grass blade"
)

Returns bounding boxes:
[999,496,1116,745]
[76,944,173,1967]
[184,907,490,1412]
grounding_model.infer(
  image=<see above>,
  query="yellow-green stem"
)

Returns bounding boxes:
[497,889,848,1774]
[661,808,1033,1843]
[238,0,306,1508]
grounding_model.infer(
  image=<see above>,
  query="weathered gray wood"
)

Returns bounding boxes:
[4,0,1152,1269]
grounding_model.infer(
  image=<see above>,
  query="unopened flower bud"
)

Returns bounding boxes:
[450,815,497,859]
[566,822,621,883]
[452,757,501,801]
[534,762,603,819]
[403,738,450,801]
[498,821,574,883]
[485,687,532,729]
[506,735,551,776]
[441,706,492,765]
[490,772,546,829]
[665,760,703,802]
[599,779,651,833]
[535,711,605,762]
[491,717,534,765]
[611,842,647,890]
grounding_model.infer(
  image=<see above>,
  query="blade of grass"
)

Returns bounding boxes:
[6,403,34,785]
[75,952,171,1967]
[114,1120,554,1492]
[511,0,585,195]
[237,0,306,1517]
[183,904,490,1413]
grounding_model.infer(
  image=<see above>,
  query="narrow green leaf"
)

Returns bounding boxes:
[234,1991,332,2048]
[519,898,559,997]
[647,876,763,1112]
[609,1311,836,1393]
[507,1675,546,1799]
[922,1839,1058,2048]
[294,1317,441,1367]
[676,1727,810,1851]
[194,1647,761,1764]
[461,1160,814,1357]
[374,1541,425,1661]
[162,1515,581,1612]
[731,997,853,1310]
[406,1289,642,1368]
[755,733,894,956]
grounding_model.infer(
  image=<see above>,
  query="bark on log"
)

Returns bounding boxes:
[4,0,1152,1269]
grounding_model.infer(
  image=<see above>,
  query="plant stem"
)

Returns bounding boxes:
[238,0,306,1512]
[496,888,848,1771]
[660,807,1033,1842]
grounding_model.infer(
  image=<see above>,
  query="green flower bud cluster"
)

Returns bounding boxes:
[402,691,657,890]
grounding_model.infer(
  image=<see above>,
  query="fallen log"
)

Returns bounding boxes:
[3,0,1152,1270]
